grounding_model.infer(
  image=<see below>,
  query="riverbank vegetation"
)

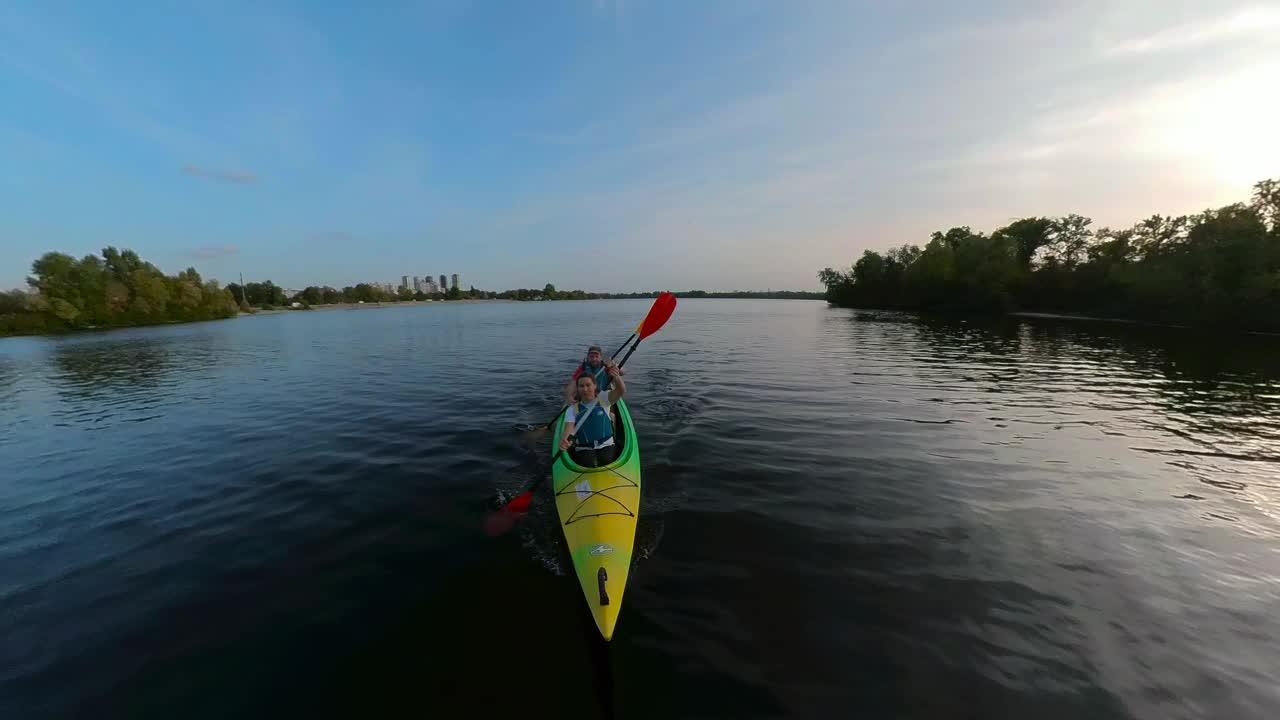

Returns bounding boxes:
[253,284,822,305]
[818,178,1280,333]
[2,248,239,337]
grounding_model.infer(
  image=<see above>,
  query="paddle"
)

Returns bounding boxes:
[519,292,677,434]
[484,294,677,536]
[481,448,564,535]
[483,370,620,537]
[617,291,676,366]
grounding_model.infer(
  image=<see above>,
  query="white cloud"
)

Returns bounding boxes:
[1106,6,1280,56]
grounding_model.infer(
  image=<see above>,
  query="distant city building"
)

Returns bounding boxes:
[451,273,459,290]
[439,274,447,291]
[383,283,396,294]
[425,279,439,294]
[413,275,422,292]
[402,275,410,290]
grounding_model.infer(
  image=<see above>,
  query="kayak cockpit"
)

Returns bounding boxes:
[561,400,633,471]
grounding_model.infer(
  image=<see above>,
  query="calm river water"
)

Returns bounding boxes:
[2,300,1278,719]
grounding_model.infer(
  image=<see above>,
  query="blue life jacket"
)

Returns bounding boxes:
[572,400,614,446]
[577,362,612,393]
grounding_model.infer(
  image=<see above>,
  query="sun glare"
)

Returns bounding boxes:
[1156,61,1280,187]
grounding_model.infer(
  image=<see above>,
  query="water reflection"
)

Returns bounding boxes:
[51,339,179,398]
[905,315,1280,418]
[5,302,1280,719]
[867,312,1280,530]
[0,356,16,405]
[41,333,228,429]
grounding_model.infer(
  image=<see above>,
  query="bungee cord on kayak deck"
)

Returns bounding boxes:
[554,466,640,526]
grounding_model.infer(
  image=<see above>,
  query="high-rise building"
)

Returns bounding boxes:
[413,276,422,292]
[451,273,459,290]
[425,279,438,294]
[402,276,411,290]
[439,274,447,291]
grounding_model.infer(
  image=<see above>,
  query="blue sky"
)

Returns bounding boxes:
[2,1,1278,292]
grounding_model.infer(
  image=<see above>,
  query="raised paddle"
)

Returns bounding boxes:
[485,295,676,535]
[519,292,677,434]
[617,291,676,367]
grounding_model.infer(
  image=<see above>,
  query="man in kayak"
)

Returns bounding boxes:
[563,345,624,404]
[559,361,625,467]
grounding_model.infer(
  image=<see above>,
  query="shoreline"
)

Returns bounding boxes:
[1010,311,1280,338]
[834,305,1280,338]
[237,298,507,317]
[6,297,817,338]
[1009,311,1192,330]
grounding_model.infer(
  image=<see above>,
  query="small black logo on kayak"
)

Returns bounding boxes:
[590,544,614,556]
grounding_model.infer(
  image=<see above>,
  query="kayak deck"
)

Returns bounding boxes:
[551,398,641,641]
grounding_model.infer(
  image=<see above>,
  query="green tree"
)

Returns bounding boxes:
[298,286,325,305]
[1044,214,1094,269]
[817,175,1280,333]
[992,217,1054,270]
[5,246,237,337]
[1251,178,1280,232]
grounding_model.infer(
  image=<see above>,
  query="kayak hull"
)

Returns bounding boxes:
[551,398,641,641]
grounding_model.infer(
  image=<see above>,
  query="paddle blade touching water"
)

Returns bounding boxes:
[482,452,558,535]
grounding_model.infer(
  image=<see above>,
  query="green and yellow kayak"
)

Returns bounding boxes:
[551,398,641,641]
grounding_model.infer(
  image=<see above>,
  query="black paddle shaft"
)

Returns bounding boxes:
[518,447,564,498]
[617,336,645,367]
[610,334,634,361]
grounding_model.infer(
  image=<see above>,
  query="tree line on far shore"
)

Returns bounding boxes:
[239,282,823,305]
[1,259,824,337]
[235,281,468,306]
[818,178,1280,333]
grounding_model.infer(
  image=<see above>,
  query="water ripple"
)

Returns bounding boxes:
[2,302,1279,719]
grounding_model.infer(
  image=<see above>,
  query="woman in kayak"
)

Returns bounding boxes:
[563,345,624,404]
[559,361,626,467]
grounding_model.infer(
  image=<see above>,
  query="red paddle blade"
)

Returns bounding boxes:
[483,491,534,536]
[505,491,533,513]
[638,293,677,340]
